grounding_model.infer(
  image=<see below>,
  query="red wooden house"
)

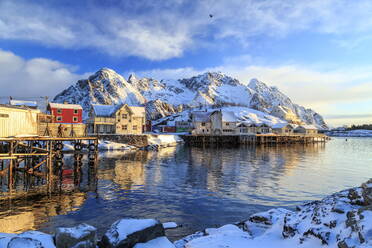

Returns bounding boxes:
[47,102,83,123]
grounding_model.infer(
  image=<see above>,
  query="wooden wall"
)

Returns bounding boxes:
[0,106,40,137]
[38,123,86,137]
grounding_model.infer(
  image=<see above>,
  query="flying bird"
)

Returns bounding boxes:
[209,14,213,18]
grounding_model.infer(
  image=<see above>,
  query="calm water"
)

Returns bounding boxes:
[0,137,371,240]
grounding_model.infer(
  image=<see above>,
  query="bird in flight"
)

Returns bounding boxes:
[209,14,213,18]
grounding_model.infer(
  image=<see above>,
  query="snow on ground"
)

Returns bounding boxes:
[326,129,372,137]
[147,134,183,147]
[175,179,372,248]
[162,222,178,229]
[134,236,175,248]
[153,106,286,127]
[98,140,137,151]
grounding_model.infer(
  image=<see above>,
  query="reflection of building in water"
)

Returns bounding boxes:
[0,192,86,233]
[98,151,150,191]
[187,143,325,195]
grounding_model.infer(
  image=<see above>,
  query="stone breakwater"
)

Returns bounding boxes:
[0,179,371,248]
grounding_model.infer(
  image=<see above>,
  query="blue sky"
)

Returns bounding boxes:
[0,0,372,126]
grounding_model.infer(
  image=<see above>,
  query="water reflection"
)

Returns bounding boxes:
[0,138,371,241]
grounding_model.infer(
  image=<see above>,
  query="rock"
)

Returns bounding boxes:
[7,237,43,248]
[133,237,175,248]
[7,231,55,248]
[162,222,178,229]
[100,218,165,248]
[55,223,97,248]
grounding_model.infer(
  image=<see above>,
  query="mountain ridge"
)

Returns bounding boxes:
[53,68,328,129]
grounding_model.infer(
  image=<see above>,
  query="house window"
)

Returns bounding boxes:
[133,125,137,130]
[201,122,206,126]
[57,109,62,114]
[73,116,78,122]
[122,125,127,130]
[122,114,127,119]
[226,123,229,126]
[56,116,62,121]
[74,109,78,114]
[0,113,9,118]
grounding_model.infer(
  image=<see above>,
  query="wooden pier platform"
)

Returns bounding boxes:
[0,136,99,192]
[180,134,329,146]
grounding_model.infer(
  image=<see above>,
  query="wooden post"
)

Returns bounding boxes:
[8,141,14,191]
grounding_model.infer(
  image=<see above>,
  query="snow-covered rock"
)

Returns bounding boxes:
[134,236,175,248]
[1,231,55,248]
[53,69,327,128]
[162,222,178,229]
[176,179,372,248]
[55,223,97,248]
[100,218,165,248]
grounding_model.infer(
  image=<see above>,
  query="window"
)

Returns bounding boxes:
[133,125,137,130]
[74,109,78,114]
[122,114,127,119]
[0,113,9,118]
[226,122,230,126]
[122,125,127,130]
[73,116,78,122]
[201,122,206,126]
[56,116,62,121]
[57,108,62,114]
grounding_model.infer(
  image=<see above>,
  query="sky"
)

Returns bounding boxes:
[0,0,371,126]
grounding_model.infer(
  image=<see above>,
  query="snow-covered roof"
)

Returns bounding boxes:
[272,123,293,129]
[297,124,318,130]
[222,111,237,122]
[49,102,82,110]
[128,106,145,117]
[192,111,210,122]
[10,100,38,107]
[92,104,117,117]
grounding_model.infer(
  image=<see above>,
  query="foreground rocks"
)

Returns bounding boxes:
[175,179,372,248]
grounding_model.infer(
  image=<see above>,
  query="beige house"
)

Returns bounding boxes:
[87,104,146,135]
[235,122,256,135]
[191,111,211,135]
[272,123,295,135]
[294,125,318,135]
[257,123,272,134]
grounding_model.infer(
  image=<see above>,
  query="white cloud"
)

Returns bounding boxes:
[2,0,372,60]
[0,49,85,98]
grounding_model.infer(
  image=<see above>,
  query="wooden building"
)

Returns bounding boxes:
[0,104,40,137]
[87,104,146,135]
[235,122,256,135]
[191,111,211,135]
[47,103,83,123]
[257,123,272,134]
[294,125,318,135]
[272,123,295,135]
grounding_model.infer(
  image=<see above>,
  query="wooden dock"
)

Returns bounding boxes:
[180,134,329,146]
[0,136,98,192]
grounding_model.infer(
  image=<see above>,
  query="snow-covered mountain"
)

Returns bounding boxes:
[53,68,327,128]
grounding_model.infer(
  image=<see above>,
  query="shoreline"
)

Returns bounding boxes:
[1,179,370,248]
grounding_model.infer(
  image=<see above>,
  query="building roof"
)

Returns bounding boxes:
[221,111,237,122]
[49,102,83,110]
[10,100,38,108]
[272,123,293,129]
[192,111,211,122]
[92,104,117,117]
[0,104,40,112]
